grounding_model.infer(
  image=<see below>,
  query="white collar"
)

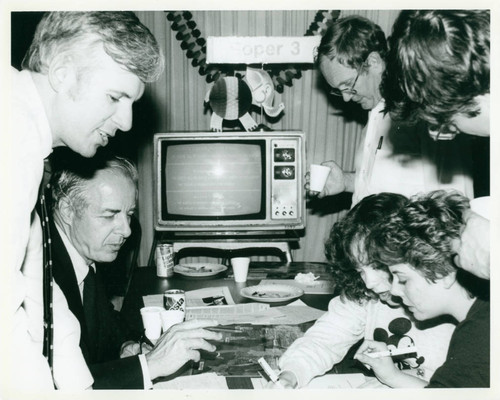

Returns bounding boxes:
[55,223,95,286]
[370,99,385,117]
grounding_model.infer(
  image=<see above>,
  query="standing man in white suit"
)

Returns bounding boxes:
[7,11,164,392]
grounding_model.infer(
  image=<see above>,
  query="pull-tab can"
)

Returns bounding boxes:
[155,243,174,277]
[163,289,186,313]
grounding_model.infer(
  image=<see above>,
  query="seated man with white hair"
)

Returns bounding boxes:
[50,154,222,389]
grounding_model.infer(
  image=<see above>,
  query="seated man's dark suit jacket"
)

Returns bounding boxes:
[50,221,145,389]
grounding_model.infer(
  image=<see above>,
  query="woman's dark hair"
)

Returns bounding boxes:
[366,190,469,281]
[325,193,408,302]
[366,190,488,299]
[382,10,490,129]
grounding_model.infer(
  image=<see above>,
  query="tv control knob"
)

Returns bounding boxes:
[289,211,294,216]
[282,211,287,216]
[275,211,280,216]
[282,168,293,178]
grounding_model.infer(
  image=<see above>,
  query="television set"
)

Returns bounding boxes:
[154,131,306,238]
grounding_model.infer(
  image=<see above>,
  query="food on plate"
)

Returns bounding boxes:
[251,291,287,298]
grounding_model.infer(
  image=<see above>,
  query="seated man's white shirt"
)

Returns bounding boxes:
[56,225,94,301]
[138,355,153,389]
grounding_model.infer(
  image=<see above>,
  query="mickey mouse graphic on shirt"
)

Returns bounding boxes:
[374,317,425,377]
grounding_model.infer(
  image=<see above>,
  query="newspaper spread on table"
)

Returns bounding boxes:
[142,286,325,325]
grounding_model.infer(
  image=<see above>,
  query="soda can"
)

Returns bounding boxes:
[164,289,186,313]
[155,243,174,277]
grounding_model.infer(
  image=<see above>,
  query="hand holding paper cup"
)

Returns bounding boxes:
[309,164,331,193]
[231,257,250,283]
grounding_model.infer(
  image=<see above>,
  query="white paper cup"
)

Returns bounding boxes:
[140,306,163,342]
[231,257,250,283]
[309,164,331,192]
[160,309,185,332]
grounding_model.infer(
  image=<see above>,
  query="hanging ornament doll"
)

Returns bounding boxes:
[205,76,257,132]
[243,67,285,118]
[205,67,285,132]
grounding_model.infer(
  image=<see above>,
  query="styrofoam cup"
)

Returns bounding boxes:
[309,164,331,192]
[140,306,163,342]
[231,257,250,283]
[160,309,185,332]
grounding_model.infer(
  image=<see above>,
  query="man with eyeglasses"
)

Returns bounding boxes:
[308,15,473,206]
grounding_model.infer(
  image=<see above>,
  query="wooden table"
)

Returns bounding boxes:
[121,261,337,335]
[120,261,338,389]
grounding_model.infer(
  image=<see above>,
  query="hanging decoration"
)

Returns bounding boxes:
[244,67,285,118]
[204,76,257,132]
[204,66,287,132]
[165,10,341,93]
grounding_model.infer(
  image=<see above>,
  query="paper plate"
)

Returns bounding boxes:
[174,263,228,277]
[240,284,304,303]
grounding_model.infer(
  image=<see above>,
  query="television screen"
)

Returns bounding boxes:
[163,141,264,219]
[154,131,306,236]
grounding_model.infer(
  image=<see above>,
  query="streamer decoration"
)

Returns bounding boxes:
[165,10,341,93]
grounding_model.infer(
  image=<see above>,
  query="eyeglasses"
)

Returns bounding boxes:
[329,68,361,97]
[428,122,459,141]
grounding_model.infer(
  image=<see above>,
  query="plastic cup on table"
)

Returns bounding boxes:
[140,306,163,343]
[231,257,250,283]
[160,309,185,332]
[309,164,331,192]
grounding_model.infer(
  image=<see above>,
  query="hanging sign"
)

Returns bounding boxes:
[207,36,320,64]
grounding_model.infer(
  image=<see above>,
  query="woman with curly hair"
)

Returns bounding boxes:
[381,9,490,287]
[355,190,489,387]
[274,193,455,389]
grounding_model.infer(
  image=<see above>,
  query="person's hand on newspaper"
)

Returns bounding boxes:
[145,319,222,380]
[266,370,297,389]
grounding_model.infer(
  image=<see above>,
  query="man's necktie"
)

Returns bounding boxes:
[83,266,98,351]
[39,186,54,375]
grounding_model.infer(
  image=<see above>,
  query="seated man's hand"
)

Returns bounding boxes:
[120,340,155,358]
[145,319,222,380]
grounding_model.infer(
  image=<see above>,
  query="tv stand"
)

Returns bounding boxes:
[172,239,294,263]
[148,233,300,265]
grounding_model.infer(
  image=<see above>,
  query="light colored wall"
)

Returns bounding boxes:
[133,10,400,265]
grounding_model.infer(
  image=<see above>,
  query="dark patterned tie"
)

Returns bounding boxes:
[39,186,54,375]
